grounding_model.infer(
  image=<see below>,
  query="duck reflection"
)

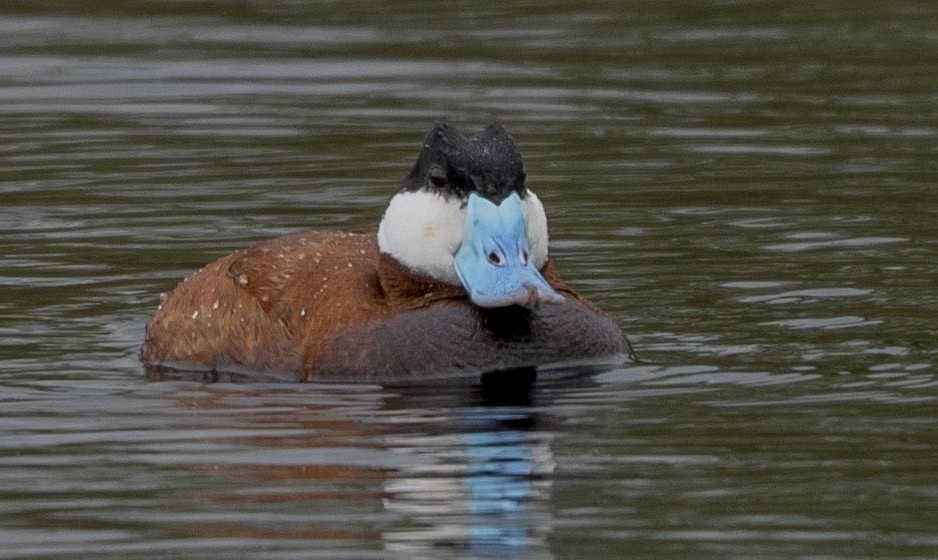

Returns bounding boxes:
[151,371,555,558]
[381,373,554,557]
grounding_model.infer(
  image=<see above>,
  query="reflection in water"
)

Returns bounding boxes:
[382,406,554,558]
[151,377,555,559]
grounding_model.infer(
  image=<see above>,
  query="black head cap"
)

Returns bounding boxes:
[400,122,527,204]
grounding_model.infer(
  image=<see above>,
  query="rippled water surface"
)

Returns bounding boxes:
[2,1,937,558]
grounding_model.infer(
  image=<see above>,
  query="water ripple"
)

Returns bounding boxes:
[764,236,907,252]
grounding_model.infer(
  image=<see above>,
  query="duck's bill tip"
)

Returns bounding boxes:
[459,265,565,309]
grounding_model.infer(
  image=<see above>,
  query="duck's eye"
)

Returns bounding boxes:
[428,166,447,188]
[487,252,502,265]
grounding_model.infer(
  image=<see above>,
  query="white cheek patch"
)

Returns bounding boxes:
[523,190,550,269]
[378,190,465,285]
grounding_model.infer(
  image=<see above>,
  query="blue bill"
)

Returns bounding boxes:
[454,192,564,309]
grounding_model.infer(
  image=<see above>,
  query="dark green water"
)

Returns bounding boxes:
[2,1,937,558]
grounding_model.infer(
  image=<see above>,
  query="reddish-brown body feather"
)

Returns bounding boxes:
[141,229,628,381]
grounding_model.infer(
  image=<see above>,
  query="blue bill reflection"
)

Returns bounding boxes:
[382,406,554,558]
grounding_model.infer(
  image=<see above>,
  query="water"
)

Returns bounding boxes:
[2,1,937,558]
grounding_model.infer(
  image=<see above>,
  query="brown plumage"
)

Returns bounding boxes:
[141,228,629,381]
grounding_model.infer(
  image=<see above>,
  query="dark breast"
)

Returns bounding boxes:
[314,300,629,381]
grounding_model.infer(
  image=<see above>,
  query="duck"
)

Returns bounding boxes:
[141,122,634,381]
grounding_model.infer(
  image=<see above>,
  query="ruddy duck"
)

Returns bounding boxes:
[141,123,633,381]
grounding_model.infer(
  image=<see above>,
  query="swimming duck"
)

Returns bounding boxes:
[141,123,633,381]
